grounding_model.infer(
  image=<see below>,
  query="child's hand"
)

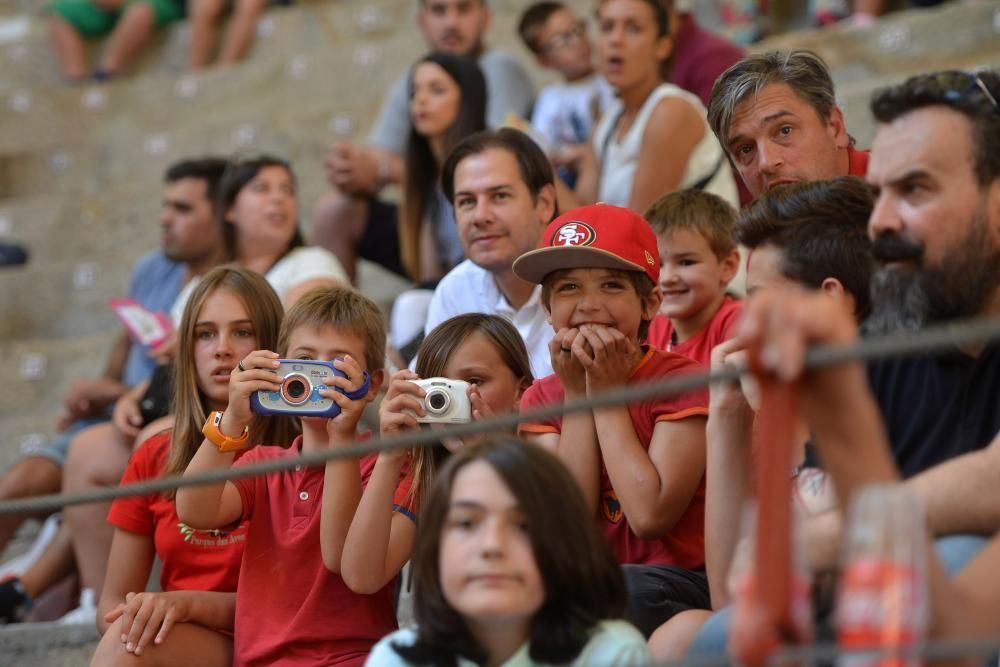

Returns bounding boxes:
[444,383,495,450]
[577,325,636,394]
[322,355,372,443]
[709,338,756,413]
[104,591,191,656]
[226,351,281,434]
[550,328,588,397]
[378,370,426,461]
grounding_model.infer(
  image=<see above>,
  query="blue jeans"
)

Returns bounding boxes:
[688,534,991,657]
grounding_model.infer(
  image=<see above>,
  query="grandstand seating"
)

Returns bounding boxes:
[0,0,997,662]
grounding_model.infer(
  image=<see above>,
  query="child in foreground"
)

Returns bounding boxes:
[176,286,399,667]
[367,438,651,666]
[645,189,743,363]
[513,204,711,637]
[336,313,534,595]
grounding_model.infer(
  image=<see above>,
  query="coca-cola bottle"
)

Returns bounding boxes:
[837,484,929,667]
[729,503,814,666]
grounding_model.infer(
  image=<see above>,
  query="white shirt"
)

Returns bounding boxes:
[425,260,553,379]
[593,82,738,208]
[366,620,651,666]
[531,75,615,154]
[170,246,348,325]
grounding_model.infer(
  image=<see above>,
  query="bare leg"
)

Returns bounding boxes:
[187,0,225,70]
[648,609,713,662]
[92,616,233,667]
[310,191,370,285]
[63,423,132,594]
[45,14,89,80]
[216,0,266,64]
[0,457,62,553]
[97,2,156,75]
[17,523,75,599]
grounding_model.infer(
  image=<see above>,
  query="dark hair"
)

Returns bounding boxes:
[540,268,657,342]
[217,155,304,262]
[870,69,1000,187]
[518,1,566,53]
[708,50,844,152]
[441,128,557,214]
[596,0,669,38]
[736,177,876,321]
[645,189,737,259]
[395,437,627,666]
[407,314,535,508]
[165,157,228,221]
[402,52,488,281]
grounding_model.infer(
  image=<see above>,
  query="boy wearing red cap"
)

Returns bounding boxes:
[514,204,710,637]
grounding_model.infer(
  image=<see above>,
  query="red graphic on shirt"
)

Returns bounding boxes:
[602,490,623,524]
[552,221,597,247]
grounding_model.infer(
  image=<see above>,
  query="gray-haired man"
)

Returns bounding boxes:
[707,50,869,199]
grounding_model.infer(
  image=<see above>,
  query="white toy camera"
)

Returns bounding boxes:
[409,378,472,424]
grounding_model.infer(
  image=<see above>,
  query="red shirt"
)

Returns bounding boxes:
[230,439,411,667]
[519,348,709,570]
[670,13,746,108]
[647,296,743,367]
[848,146,870,178]
[108,432,246,593]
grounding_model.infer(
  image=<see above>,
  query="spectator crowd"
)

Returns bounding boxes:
[0,1,998,666]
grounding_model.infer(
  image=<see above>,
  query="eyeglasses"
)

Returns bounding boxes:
[921,70,999,113]
[539,20,587,55]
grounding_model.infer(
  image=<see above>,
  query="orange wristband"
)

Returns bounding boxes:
[202,411,250,452]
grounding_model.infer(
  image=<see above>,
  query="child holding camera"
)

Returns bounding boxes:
[92,266,297,665]
[176,286,404,667]
[367,438,651,665]
[334,314,534,595]
[513,204,711,636]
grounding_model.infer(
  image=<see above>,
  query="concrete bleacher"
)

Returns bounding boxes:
[0,0,998,662]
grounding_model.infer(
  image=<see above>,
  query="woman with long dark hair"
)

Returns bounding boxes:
[400,52,487,284]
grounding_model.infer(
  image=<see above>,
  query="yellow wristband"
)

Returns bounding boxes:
[202,411,250,452]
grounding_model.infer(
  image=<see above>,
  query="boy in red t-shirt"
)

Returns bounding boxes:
[645,190,743,365]
[512,204,710,637]
[177,287,409,667]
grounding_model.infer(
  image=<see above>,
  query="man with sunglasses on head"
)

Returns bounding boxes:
[685,68,1000,659]
[312,0,534,285]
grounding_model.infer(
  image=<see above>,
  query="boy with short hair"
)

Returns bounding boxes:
[514,204,710,636]
[645,190,743,364]
[517,2,613,161]
[177,286,410,666]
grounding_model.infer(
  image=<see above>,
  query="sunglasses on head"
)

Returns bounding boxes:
[917,70,999,113]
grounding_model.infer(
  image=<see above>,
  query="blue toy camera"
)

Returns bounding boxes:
[250,359,370,419]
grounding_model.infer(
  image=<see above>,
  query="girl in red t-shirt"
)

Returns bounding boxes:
[334,314,534,597]
[92,266,297,664]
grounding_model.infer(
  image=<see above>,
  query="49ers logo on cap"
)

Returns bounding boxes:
[551,221,596,247]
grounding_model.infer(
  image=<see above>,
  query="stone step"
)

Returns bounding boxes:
[0,259,131,340]
[0,408,63,476]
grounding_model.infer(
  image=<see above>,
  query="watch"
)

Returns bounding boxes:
[202,411,250,452]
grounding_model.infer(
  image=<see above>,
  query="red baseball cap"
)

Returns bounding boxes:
[512,203,660,284]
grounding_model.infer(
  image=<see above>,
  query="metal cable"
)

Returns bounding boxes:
[1,315,999,516]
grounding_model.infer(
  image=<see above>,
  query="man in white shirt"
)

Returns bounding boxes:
[427,128,557,377]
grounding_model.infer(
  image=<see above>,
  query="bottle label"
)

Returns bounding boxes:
[837,558,926,667]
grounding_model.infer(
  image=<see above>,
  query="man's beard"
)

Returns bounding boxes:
[866,207,1000,335]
